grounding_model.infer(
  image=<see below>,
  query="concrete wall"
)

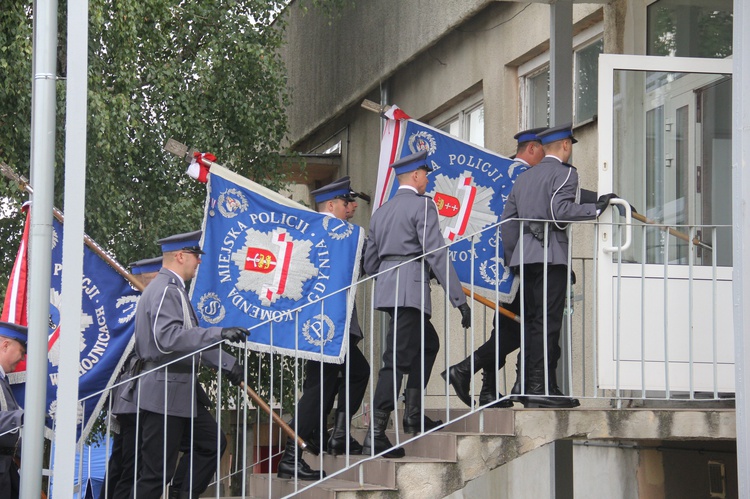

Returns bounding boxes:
[277,1,712,412]
[444,439,737,499]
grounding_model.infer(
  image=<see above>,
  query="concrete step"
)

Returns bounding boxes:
[249,473,396,499]
[320,452,452,489]
[422,406,515,434]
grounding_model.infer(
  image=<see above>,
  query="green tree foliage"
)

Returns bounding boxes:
[0,0,292,283]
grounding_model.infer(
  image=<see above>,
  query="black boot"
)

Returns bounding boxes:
[327,411,363,456]
[478,369,513,408]
[441,354,479,407]
[509,365,526,404]
[362,410,405,458]
[522,369,579,409]
[277,437,327,480]
[403,388,443,434]
[548,369,580,408]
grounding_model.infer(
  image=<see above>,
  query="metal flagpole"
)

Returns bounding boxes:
[732,1,750,497]
[20,0,58,497]
[51,0,89,495]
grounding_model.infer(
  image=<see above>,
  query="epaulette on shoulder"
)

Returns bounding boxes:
[419,194,433,199]
[562,162,577,170]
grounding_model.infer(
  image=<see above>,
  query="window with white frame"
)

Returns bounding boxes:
[519,23,603,128]
[431,93,485,147]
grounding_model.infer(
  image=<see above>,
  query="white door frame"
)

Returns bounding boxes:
[597,54,733,394]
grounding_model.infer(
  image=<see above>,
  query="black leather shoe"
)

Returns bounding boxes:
[403,388,444,433]
[362,410,405,458]
[521,369,579,409]
[362,431,405,458]
[277,439,327,480]
[441,355,476,407]
[328,412,363,456]
[478,368,514,408]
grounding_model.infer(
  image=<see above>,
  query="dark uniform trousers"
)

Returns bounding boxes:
[473,293,521,371]
[373,307,440,412]
[0,376,21,499]
[295,334,369,443]
[0,456,19,499]
[136,403,226,498]
[105,413,139,499]
[522,263,567,371]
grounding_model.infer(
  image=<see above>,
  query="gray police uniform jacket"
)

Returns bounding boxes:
[127,269,236,418]
[0,375,22,474]
[111,354,137,416]
[501,156,597,267]
[363,188,466,316]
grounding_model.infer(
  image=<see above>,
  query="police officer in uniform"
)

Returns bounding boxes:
[442,127,547,408]
[276,177,368,480]
[0,322,26,499]
[104,257,161,499]
[363,150,471,458]
[129,231,249,498]
[501,123,617,408]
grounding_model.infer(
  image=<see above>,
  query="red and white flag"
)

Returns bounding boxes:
[1,202,30,327]
[187,151,216,183]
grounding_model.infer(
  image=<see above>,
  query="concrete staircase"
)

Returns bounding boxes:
[230,408,514,498]
[221,406,735,498]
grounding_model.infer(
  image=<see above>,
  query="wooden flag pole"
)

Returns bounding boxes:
[240,381,309,452]
[631,211,713,252]
[163,140,311,451]
[462,287,521,323]
[0,161,145,293]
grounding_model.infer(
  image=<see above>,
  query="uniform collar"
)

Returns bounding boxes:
[164,268,185,288]
[544,154,563,163]
[0,364,6,379]
[398,185,419,194]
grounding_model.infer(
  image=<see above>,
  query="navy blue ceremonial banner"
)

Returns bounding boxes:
[375,111,523,303]
[8,216,139,443]
[191,164,364,364]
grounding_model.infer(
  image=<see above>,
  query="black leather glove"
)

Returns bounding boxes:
[221,327,249,343]
[225,363,244,387]
[595,193,619,215]
[458,303,471,329]
[615,202,637,217]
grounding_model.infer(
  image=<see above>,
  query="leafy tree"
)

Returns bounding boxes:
[1,0,352,428]
[1,0,292,285]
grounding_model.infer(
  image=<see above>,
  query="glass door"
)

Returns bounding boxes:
[597,54,733,393]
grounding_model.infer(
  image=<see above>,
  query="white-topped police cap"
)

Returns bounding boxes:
[514,127,548,145]
[157,230,205,255]
[0,321,28,347]
[537,123,578,145]
[130,256,163,275]
[310,176,352,203]
[390,150,431,175]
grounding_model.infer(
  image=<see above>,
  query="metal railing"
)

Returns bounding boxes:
[57,213,734,498]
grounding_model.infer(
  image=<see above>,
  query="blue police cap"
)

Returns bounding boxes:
[130,256,163,275]
[310,176,352,204]
[514,127,547,145]
[390,150,432,175]
[157,230,205,255]
[0,322,27,347]
[537,123,578,145]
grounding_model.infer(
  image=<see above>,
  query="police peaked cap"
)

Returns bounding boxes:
[157,230,205,255]
[390,150,432,175]
[537,123,578,145]
[0,322,27,347]
[130,256,163,275]
[514,127,548,145]
[311,176,353,203]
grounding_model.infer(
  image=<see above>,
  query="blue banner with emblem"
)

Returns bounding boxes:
[191,164,364,364]
[8,216,140,443]
[375,115,523,303]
